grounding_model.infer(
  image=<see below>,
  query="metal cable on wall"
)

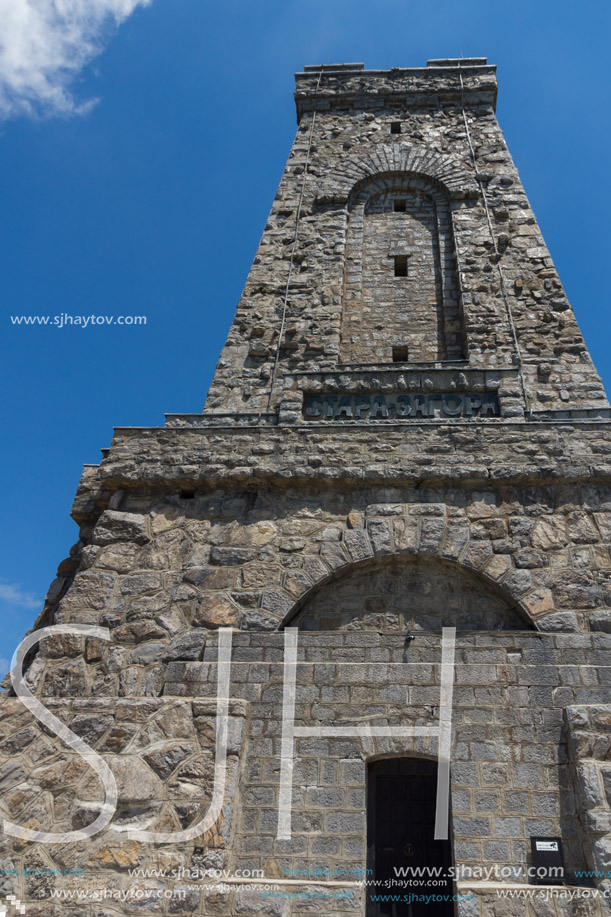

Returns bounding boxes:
[265,69,323,415]
[458,66,531,416]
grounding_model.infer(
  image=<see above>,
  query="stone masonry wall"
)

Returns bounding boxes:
[2,470,611,911]
[204,62,608,416]
[3,632,611,915]
[28,478,611,699]
[0,696,247,915]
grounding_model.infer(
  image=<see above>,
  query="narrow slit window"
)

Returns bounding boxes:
[392,345,409,362]
[394,255,408,277]
[390,121,401,134]
[394,198,406,213]
[180,490,195,500]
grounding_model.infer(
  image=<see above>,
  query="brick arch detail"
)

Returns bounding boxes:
[316,143,479,204]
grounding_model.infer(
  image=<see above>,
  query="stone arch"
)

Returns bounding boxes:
[316,143,479,205]
[282,553,535,631]
[247,503,563,632]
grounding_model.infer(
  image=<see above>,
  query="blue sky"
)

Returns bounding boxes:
[1,0,610,671]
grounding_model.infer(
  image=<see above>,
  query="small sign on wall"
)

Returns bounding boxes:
[530,836,565,885]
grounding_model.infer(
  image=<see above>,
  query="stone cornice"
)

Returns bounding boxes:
[67,421,611,525]
[295,61,498,119]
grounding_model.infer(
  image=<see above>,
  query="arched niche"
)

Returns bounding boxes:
[340,172,463,365]
[284,554,534,632]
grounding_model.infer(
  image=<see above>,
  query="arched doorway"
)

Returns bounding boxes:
[367,758,454,917]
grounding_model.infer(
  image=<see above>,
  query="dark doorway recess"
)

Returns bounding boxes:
[366,758,454,917]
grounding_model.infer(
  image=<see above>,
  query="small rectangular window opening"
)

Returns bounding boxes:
[392,346,409,362]
[394,198,406,213]
[394,255,408,277]
[180,490,195,500]
[390,121,401,134]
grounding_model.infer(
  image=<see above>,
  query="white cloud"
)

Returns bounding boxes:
[0,580,41,610]
[0,658,9,678]
[0,0,152,120]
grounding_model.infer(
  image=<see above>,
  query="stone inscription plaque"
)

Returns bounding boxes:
[303,391,500,420]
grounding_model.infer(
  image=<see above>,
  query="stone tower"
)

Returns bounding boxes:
[2,58,611,917]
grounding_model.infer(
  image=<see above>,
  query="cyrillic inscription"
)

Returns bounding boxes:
[303,392,499,420]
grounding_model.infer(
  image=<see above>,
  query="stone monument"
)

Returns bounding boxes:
[2,58,611,916]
